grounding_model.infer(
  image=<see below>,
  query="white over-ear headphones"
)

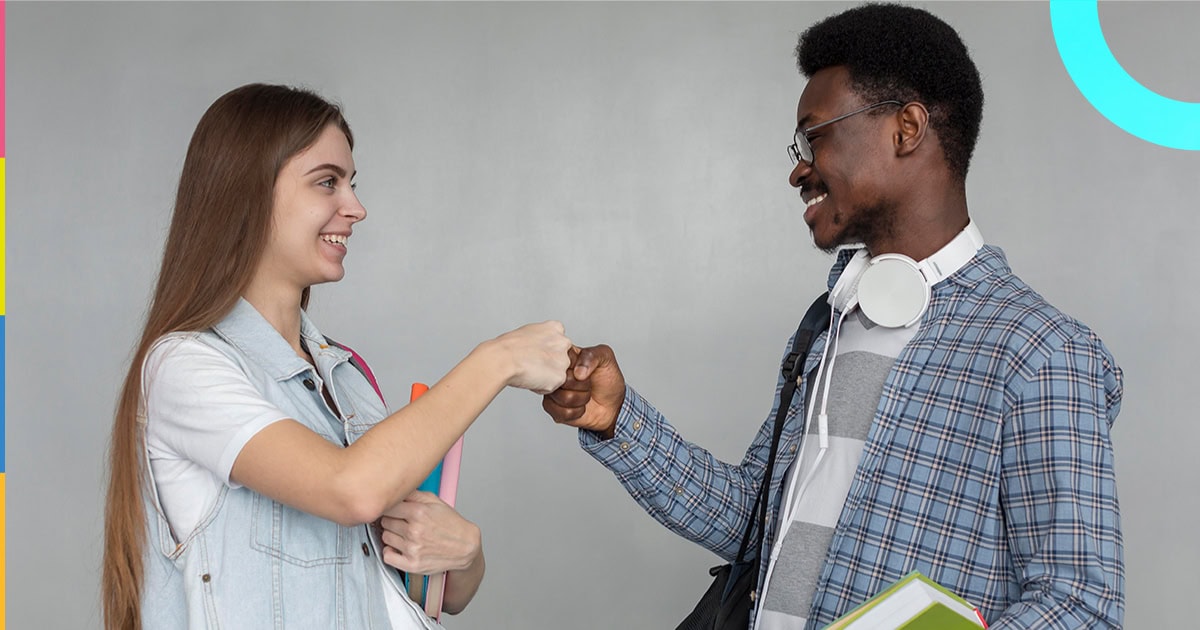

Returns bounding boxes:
[829,221,983,328]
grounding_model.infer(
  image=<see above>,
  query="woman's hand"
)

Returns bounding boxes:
[487,320,573,394]
[379,491,482,575]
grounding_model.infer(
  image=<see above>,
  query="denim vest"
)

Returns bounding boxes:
[140,299,432,629]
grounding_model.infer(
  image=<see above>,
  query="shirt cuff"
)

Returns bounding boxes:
[578,384,656,472]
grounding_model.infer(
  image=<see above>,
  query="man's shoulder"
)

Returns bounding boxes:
[953,246,1117,372]
[970,247,1093,326]
[956,247,1124,418]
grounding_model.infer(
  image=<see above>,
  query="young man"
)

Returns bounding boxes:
[543,4,1124,629]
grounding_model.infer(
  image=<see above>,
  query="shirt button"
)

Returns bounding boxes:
[750,589,757,602]
[788,444,797,453]
[303,378,316,391]
[362,543,370,556]
[633,421,642,431]
[674,485,683,495]
[620,442,630,451]
[201,573,211,583]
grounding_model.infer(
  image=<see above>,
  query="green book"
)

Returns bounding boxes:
[823,571,987,630]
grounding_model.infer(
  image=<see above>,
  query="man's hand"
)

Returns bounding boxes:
[542,344,626,439]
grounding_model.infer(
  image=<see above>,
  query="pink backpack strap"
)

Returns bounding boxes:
[325,337,386,406]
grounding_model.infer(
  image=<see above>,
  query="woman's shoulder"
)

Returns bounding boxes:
[144,331,241,379]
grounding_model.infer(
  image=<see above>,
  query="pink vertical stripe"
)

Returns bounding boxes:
[438,437,463,508]
[1,0,6,156]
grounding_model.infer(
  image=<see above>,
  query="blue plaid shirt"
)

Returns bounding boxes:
[581,245,1124,629]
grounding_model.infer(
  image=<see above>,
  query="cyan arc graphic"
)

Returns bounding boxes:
[1050,0,1200,151]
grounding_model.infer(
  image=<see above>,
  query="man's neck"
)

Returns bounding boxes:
[867,185,969,261]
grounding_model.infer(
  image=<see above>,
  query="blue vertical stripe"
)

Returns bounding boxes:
[1,315,6,472]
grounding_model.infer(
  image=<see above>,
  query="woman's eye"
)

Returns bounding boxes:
[350,182,357,191]
[318,178,336,189]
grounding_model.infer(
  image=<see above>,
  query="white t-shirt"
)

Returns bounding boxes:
[142,333,439,630]
[142,334,290,537]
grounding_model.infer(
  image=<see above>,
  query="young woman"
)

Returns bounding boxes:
[102,83,572,629]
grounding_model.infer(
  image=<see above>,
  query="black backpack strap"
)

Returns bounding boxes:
[780,294,834,385]
[733,292,831,565]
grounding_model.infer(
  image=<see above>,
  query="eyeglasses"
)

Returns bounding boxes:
[788,100,904,165]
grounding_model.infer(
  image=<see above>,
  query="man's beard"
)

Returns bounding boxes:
[816,201,898,255]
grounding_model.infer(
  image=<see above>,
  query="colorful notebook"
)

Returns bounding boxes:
[823,571,987,630]
[405,382,463,622]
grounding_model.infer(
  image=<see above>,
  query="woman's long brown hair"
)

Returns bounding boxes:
[102,84,353,630]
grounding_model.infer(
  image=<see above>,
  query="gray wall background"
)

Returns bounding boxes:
[8,2,1199,628]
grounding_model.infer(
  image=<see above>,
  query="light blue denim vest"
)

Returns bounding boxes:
[140,299,423,629]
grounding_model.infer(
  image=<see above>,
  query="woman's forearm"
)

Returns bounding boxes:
[441,546,486,615]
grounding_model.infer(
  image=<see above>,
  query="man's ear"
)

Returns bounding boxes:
[895,102,930,157]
